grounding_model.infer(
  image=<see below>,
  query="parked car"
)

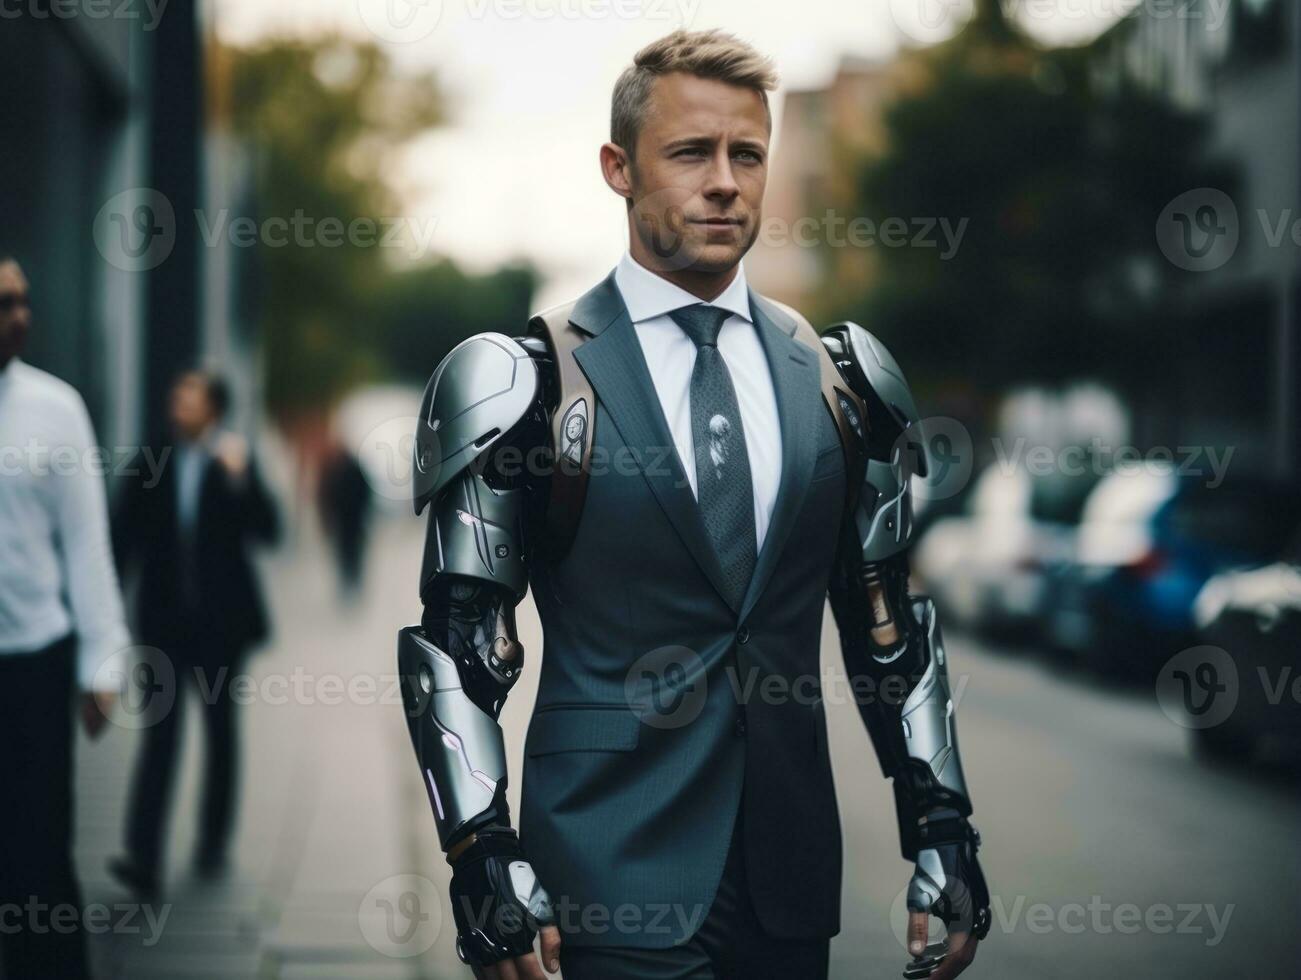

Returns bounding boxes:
[914,463,1098,639]
[1043,464,1179,661]
[1190,560,1301,760]
[1048,470,1301,679]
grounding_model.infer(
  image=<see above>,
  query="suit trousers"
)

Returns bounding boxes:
[0,633,91,980]
[124,631,243,876]
[558,798,830,980]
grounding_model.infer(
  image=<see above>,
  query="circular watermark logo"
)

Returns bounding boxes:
[1155,645,1239,730]
[358,414,425,502]
[628,185,756,273]
[890,877,945,953]
[1155,188,1239,272]
[359,874,443,958]
[93,188,176,272]
[903,416,975,503]
[890,869,981,953]
[94,645,177,731]
[889,0,976,46]
[356,0,444,44]
[624,645,708,730]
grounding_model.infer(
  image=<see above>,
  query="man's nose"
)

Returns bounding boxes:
[703,148,741,199]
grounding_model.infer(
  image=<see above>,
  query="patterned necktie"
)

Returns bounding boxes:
[668,303,758,606]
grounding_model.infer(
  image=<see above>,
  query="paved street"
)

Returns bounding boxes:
[825,627,1301,978]
[71,511,1300,979]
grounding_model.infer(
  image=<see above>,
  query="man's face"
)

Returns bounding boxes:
[0,261,32,367]
[624,72,769,274]
[169,372,216,440]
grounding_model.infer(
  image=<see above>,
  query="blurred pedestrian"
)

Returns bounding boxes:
[0,257,126,980]
[109,370,279,898]
[316,439,372,598]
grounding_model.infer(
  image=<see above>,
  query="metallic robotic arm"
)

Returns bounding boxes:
[397,332,555,968]
[823,323,990,970]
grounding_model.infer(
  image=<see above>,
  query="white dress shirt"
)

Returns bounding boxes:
[613,250,783,550]
[174,434,211,534]
[0,358,130,690]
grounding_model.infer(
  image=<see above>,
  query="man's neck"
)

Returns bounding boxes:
[178,423,217,448]
[627,245,739,303]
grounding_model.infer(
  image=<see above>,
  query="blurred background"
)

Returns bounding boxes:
[2,0,1299,977]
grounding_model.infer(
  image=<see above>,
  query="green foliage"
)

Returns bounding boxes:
[217,36,538,421]
[364,260,539,384]
[815,15,1234,396]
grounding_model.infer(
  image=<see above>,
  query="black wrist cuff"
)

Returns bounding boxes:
[921,817,973,848]
[447,826,519,867]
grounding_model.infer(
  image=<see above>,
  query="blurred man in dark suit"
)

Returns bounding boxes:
[109,370,279,897]
[316,438,373,599]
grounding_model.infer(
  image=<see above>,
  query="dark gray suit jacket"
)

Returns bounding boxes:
[518,270,849,949]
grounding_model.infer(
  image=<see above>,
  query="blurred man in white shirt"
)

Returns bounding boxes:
[0,257,128,979]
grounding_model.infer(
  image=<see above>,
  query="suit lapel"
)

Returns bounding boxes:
[570,273,739,612]
[738,292,822,622]
[195,453,220,544]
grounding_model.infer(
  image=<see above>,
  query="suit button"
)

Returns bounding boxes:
[736,626,750,645]
[733,713,748,737]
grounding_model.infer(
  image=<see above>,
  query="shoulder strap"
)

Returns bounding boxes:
[527,301,595,559]
[769,299,867,458]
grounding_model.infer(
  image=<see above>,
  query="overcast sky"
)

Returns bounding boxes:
[213,0,1135,308]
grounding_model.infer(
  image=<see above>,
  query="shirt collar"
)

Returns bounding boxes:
[614,249,753,326]
[0,356,21,395]
[177,424,218,455]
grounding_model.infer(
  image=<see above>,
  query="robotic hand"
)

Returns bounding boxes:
[904,821,991,979]
[447,827,556,968]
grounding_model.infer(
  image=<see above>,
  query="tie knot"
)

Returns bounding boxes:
[669,304,731,349]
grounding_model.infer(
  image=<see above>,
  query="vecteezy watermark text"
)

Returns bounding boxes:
[456,894,709,940]
[0,442,170,488]
[988,895,1233,946]
[0,898,171,947]
[194,209,440,258]
[0,0,169,31]
[94,188,442,272]
[754,211,969,260]
[992,436,1234,488]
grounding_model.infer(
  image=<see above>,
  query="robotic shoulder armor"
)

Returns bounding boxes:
[821,322,930,561]
[412,332,543,515]
[821,321,928,477]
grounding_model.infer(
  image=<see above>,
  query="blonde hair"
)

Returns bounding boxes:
[611,28,779,159]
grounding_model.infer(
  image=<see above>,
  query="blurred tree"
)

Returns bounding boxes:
[364,259,539,385]
[815,0,1234,398]
[211,37,438,422]
[209,37,538,425]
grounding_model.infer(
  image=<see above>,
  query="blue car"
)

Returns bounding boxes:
[1048,470,1301,678]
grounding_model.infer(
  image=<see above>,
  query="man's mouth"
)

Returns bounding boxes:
[695,217,744,226]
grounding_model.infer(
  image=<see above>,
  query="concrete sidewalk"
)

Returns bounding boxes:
[74,514,474,979]
[68,499,1301,979]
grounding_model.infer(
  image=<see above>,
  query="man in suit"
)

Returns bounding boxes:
[397,28,990,980]
[109,370,279,897]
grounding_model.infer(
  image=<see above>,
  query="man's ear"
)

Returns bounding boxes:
[600,142,634,201]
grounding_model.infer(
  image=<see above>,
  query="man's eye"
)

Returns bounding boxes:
[735,150,762,163]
